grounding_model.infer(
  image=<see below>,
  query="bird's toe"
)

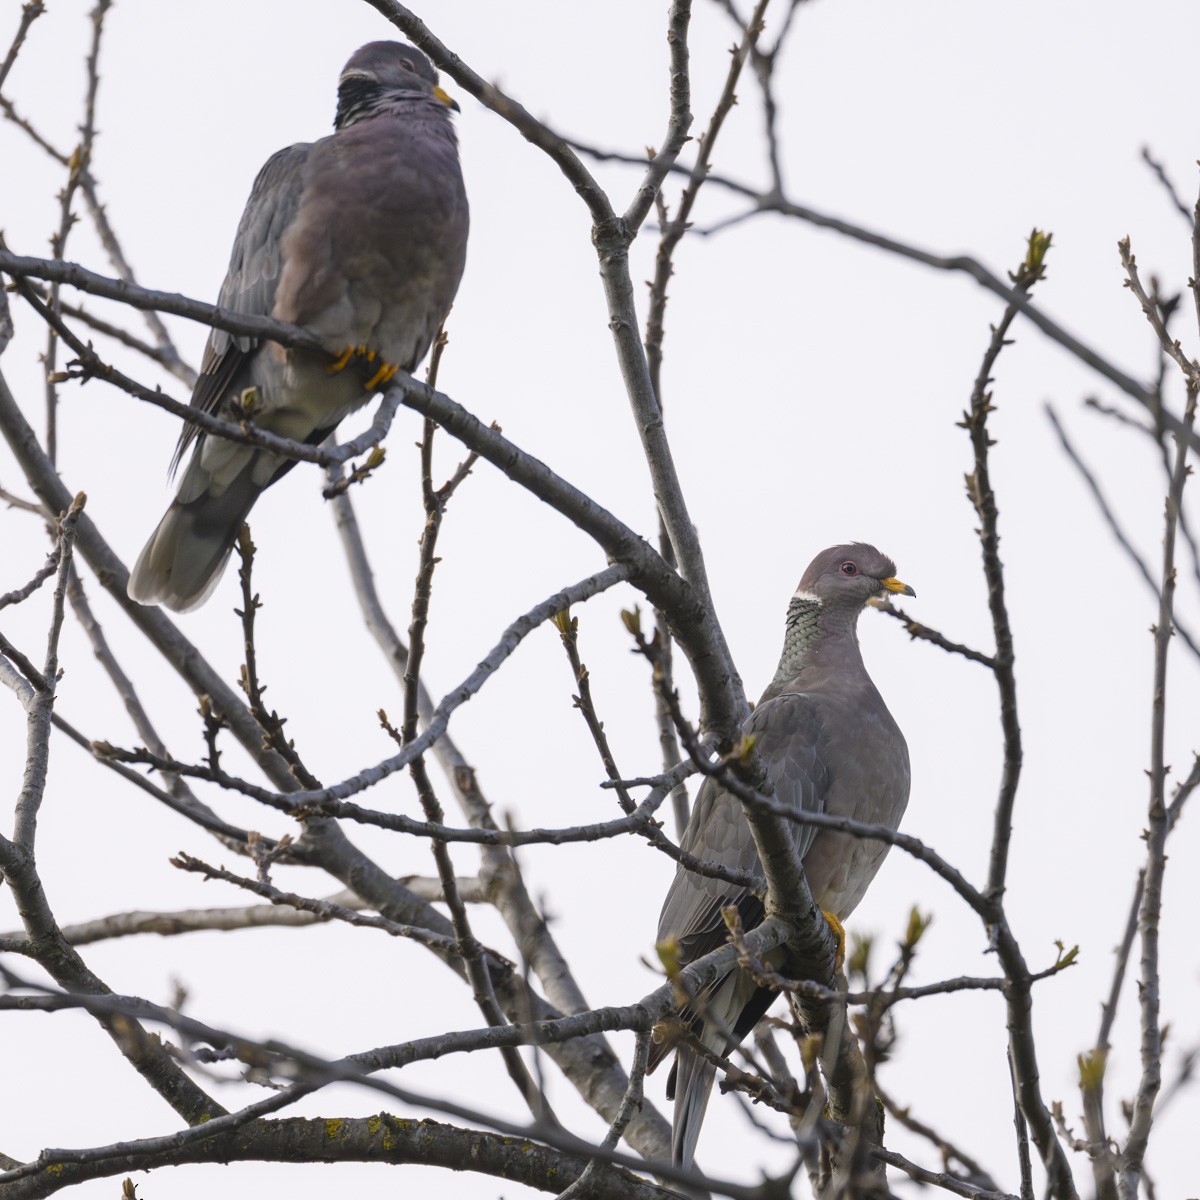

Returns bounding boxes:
[364,360,399,390]
[821,909,847,972]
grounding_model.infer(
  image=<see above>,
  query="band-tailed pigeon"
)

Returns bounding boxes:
[128,41,469,611]
[652,543,914,1169]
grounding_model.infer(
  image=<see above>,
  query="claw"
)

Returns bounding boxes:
[327,346,355,374]
[364,361,399,391]
[822,910,846,972]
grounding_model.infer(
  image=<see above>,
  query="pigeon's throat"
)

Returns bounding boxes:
[766,595,859,693]
[768,596,823,689]
[335,79,380,128]
[335,84,437,129]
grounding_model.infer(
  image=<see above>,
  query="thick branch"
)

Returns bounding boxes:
[0,1115,677,1200]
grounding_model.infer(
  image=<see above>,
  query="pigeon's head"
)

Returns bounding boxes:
[794,543,915,609]
[336,42,459,127]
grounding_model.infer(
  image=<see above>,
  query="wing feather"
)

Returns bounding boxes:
[657,692,830,955]
[171,143,312,472]
[650,692,830,1072]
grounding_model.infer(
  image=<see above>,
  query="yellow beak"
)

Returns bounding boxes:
[881,576,916,598]
[434,85,461,112]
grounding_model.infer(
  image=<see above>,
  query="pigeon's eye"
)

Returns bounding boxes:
[839,561,858,576]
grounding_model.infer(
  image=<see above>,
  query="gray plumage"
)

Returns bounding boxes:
[652,543,915,1170]
[129,42,468,611]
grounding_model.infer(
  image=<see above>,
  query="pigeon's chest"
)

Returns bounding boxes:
[803,695,911,919]
[272,123,468,366]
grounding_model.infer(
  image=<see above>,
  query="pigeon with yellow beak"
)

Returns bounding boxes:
[129,42,468,611]
[652,543,915,1170]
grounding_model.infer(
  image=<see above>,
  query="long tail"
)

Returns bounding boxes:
[128,465,264,612]
[671,1044,718,1171]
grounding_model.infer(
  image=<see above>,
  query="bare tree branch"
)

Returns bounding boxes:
[871,596,996,668]
[960,231,1076,1198]
[0,3,44,93]
[1119,238,1200,1197]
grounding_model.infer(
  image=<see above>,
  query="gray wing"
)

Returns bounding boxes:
[657,691,831,968]
[652,692,831,1162]
[171,143,311,472]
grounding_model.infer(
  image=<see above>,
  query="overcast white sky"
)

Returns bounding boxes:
[3,1,1200,1197]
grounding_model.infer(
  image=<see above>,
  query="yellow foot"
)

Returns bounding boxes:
[822,910,846,972]
[327,346,398,388]
[363,361,399,391]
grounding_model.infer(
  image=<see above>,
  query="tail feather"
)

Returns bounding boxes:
[128,467,264,612]
[672,1045,718,1171]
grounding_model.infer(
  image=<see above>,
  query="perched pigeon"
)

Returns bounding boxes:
[129,41,469,611]
[652,543,914,1170]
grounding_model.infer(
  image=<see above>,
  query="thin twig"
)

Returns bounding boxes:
[967,236,1041,903]
[1139,147,1192,225]
[23,279,195,385]
[554,609,748,882]
[13,492,84,847]
[1045,403,1200,659]
[1166,752,1200,829]
[234,529,320,790]
[64,567,200,814]
[0,546,59,611]
[871,597,995,668]
[49,711,266,850]
[1097,870,1144,1055]
[1119,237,1200,386]
[1081,387,1200,606]
[873,1148,1018,1200]
[643,0,768,400]
[1120,347,1198,1198]
[41,1,111,463]
[0,483,49,517]
[1008,1049,1034,1200]
[0,891,370,951]
[0,96,65,168]
[556,1031,651,1200]
[0,3,45,93]
[961,231,1075,1198]
[875,1078,997,1189]
[168,854,467,960]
